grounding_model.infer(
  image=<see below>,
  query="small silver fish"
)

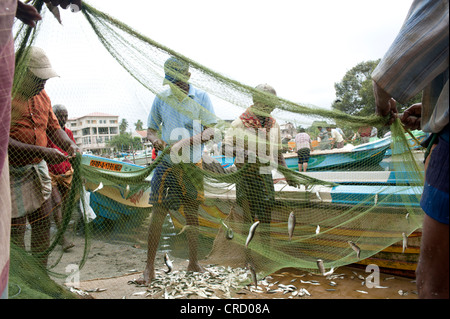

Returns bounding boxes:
[317,259,335,276]
[164,253,173,274]
[221,220,234,240]
[245,221,260,248]
[315,191,322,201]
[348,241,361,259]
[92,181,103,193]
[324,267,335,277]
[288,212,296,240]
[247,263,258,288]
[356,290,368,294]
[45,2,62,24]
[317,259,325,275]
[402,232,408,253]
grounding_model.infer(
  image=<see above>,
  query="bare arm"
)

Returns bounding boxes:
[8,137,67,165]
[147,128,167,151]
[47,128,80,157]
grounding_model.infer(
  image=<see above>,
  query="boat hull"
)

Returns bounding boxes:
[80,154,422,276]
[283,138,391,171]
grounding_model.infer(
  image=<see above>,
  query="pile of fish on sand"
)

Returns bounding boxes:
[124,263,350,299]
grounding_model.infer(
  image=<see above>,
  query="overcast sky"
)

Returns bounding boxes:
[29,0,414,128]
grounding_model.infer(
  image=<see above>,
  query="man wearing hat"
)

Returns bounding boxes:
[141,56,217,284]
[326,125,345,149]
[8,46,80,267]
[223,84,298,263]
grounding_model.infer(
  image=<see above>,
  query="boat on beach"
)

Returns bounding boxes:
[283,137,391,171]
[212,137,391,172]
[214,131,428,172]
[80,153,423,277]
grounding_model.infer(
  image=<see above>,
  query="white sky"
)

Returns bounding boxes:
[29,0,414,128]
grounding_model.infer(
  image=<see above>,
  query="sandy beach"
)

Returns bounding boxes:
[48,230,418,300]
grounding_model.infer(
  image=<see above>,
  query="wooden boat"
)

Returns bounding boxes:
[80,154,422,277]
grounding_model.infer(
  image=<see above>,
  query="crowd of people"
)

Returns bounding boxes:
[0,0,448,300]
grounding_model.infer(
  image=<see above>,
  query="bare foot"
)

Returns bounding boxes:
[187,262,205,273]
[62,240,75,252]
[135,266,155,285]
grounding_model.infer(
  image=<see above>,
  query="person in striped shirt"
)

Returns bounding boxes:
[372,0,448,299]
[294,128,311,172]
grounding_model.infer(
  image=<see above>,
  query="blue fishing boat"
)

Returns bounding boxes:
[384,130,429,156]
[284,137,391,171]
[212,137,391,171]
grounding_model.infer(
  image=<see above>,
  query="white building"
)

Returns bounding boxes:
[67,112,120,154]
[280,122,296,139]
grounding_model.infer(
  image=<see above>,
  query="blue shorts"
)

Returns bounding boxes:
[149,160,204,210]
[420,133,449,225]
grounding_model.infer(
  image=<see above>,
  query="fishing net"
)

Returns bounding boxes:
[7,0,425,298]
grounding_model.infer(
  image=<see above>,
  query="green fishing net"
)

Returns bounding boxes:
[7,0,424,298]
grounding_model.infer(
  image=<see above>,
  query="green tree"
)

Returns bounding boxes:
[134,119,144,131]
[108,132,133,151]
[119,118,128,134]
[332,60,380,117]
[332,59,422,117]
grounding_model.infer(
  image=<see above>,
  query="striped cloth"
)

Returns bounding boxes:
[371,0,449,134]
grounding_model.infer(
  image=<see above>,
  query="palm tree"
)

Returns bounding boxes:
[135,119,144,131]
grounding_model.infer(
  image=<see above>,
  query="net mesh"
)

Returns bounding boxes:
[7,0,425,298]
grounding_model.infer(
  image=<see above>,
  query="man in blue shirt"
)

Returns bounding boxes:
[139,57,216,284]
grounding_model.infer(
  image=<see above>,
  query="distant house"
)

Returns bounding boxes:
[280,122,296,139]
[133,130,148,143]
[67,112,120,154]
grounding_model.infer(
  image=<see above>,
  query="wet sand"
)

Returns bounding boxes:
[48,233,418,299]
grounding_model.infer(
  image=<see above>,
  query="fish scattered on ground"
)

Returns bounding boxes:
[356,290,368,294]
[85,288,107,293]
[245,221,260,248]
[300,279,321,286]
[164,253,173,274]
[288,212,296,240]
[317,259,325,275]
[129,265,259,299]
[348,240,361,259]
[323,267,335,277]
